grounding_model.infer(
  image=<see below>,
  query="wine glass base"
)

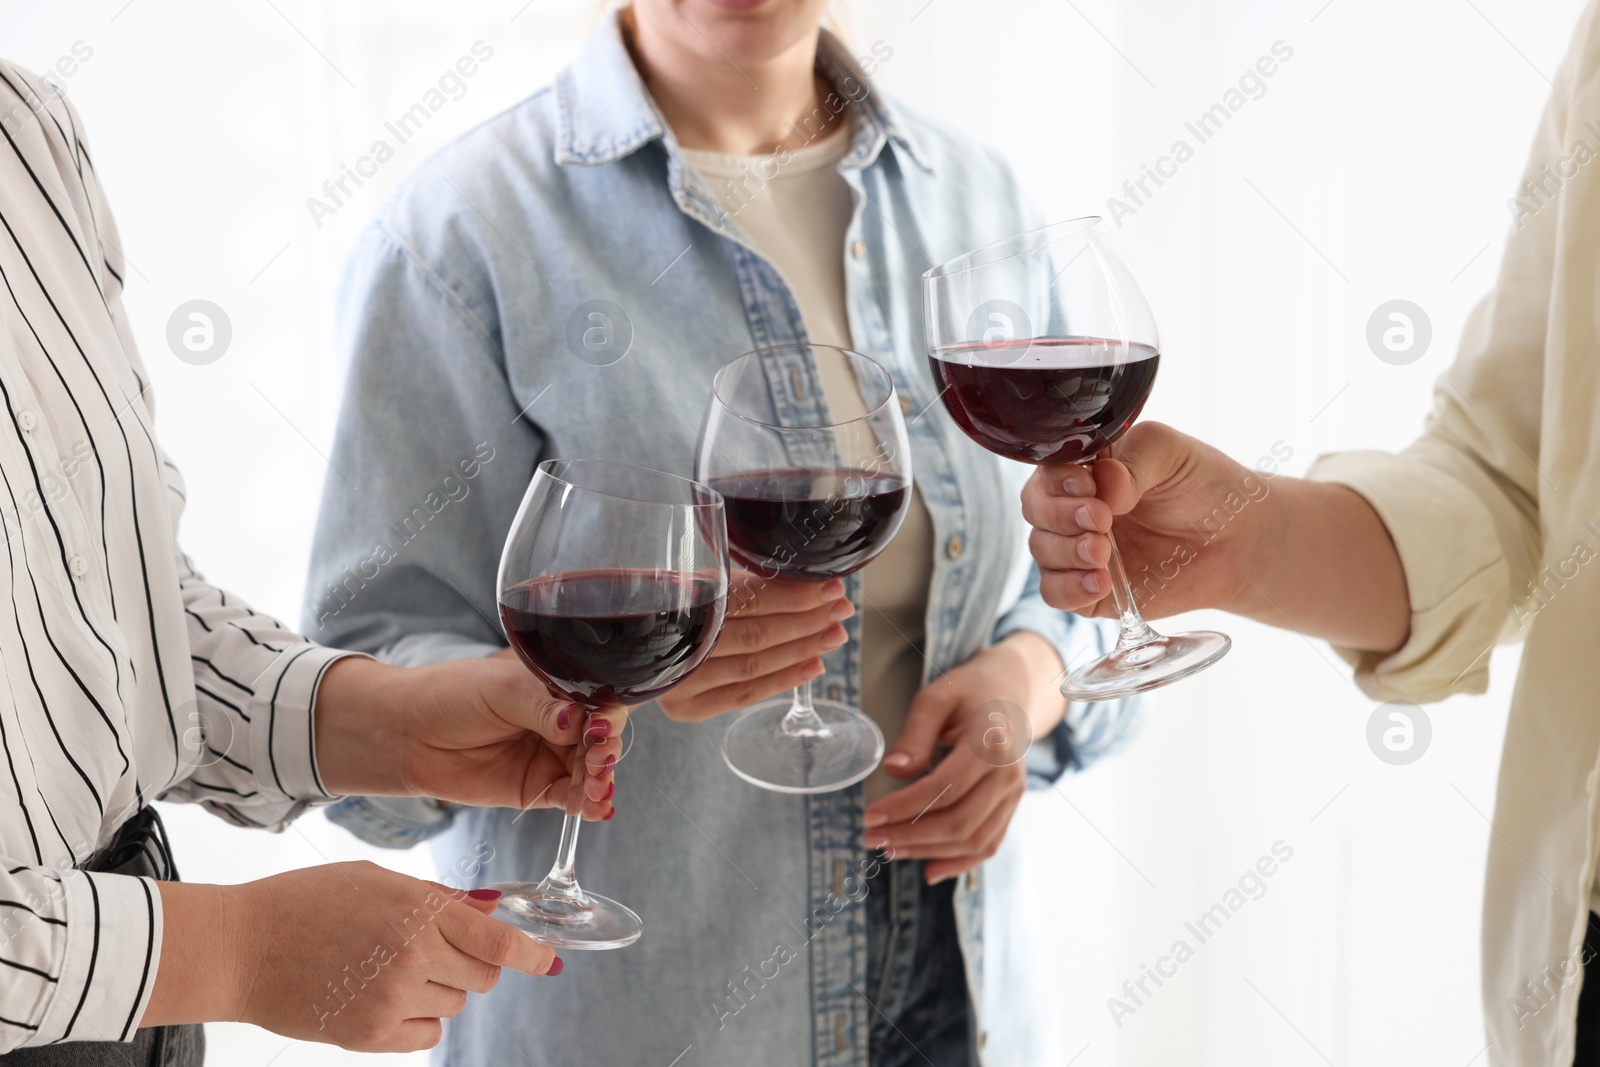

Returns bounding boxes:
[1062,630,1231,702]
[487,881,643,951]
[722,698,885,795]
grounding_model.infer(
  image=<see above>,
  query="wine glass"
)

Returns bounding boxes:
[696,344,913,793]
[489,459,728,949]
[922,216,1230,701]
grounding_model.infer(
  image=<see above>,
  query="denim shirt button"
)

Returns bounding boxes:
[945,534,966,560]
[827,683,842,702]
[898,394,911,416]
[851,239,866,260]
[965,869,979,891]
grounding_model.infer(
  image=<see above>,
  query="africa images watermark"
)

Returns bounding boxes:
[0,40,94,140]
[1506,117,1600,230]
[1105,40,1295,227]
[708,844,898,1032]
[311,841,497,1031]
[1105,840,1295,1028]
[305,442,496,628]
[305,41,495,229]
[1127,440,1295,614]
[701,40,894,229]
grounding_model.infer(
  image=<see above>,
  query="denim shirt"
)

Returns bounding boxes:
[303,15,1141,1066]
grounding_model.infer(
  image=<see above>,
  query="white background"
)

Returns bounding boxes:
[0,0,1587,1064]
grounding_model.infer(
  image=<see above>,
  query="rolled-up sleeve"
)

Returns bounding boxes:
[1305,58,1561,701]
[163,543,358,829]
[0,865,158,1051]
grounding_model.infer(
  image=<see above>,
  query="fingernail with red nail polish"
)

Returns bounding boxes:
[547,956,564,976]
[602,754,616,773]
[603,807,616,821]
[556,704,576,731]
[467,888,502,902]
[603,781,616,801]
[585,720,611,742]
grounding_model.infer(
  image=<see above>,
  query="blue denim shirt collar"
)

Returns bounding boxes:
[553,10,934,177]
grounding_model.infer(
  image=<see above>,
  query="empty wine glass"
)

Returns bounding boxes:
[696,344,912,793]
[923,217,1230,700]
[489,459,728,948]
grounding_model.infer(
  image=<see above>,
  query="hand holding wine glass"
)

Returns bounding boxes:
[1021,421,1269,620]
[654,572,853,723]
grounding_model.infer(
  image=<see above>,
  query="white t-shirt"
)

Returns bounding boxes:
[683,121,936,802]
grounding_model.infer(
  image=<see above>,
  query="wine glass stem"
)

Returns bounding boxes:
[779,677,829,737]
[1104,530,1160,650]
[540,813,584,896]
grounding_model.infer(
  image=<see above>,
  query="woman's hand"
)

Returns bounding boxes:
[152,864,561,1052]
[1021,421,1265,619]
[863,633,1066,884]
[315,657,623,820]
[655,570,853,723]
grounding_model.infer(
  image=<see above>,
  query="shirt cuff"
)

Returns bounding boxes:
[1307,449,1512,701]
[33,871,159,1046]
[325,796,458,849]
[246,643,364,810]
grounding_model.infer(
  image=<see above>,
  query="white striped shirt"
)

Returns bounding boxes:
[0,62,348,1049]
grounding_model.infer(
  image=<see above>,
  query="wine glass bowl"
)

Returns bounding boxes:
[489,459,728,949]
[697,344,913,793]
[923,217,1230,702]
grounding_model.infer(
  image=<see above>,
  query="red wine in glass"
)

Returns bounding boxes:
[499,569,725,706]
[923,216,1230,701]
[707,468,910,581]
[929,338,1159,464]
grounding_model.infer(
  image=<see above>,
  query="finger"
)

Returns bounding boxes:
[870,769,1015,855]
[728,572,847,617]
[1038,565,1115,616]
[684,627,846,695]
[419,981,472,1020]
[1089,453,1138,514]
[1027,527,1111,571]
[866,746,985,827]
[664,657,827,722]
[375,1019,445,1054]
[879,677,962,779]
[439,905,563,978]
[924,854,987,885]
[491,664,586,745]
[923,790,1023,881]
[1020,480,1113,537]
[713,598,855,655]
[456,887,505,915]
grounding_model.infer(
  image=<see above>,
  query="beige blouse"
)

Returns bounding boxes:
[1306,4,1600,1062]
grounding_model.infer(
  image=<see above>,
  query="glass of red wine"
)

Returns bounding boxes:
[923,216,1230,700]
[489,459,728,949]
[696,344,912,793]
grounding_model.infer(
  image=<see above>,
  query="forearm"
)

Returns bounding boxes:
[143,882,245,1027]
[1230,477,1410,652]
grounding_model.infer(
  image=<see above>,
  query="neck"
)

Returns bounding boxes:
[623,9,841,155]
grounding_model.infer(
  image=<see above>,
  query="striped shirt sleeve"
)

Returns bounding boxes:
[0,866,158,1051]
[161,541,360,827]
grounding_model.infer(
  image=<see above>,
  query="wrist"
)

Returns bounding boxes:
[312,656,413,796]
[994,631,1069,736]
[145,881,250,1026]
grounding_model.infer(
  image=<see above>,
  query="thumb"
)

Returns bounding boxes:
[885,679,962,777]
[490,662,585,744]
